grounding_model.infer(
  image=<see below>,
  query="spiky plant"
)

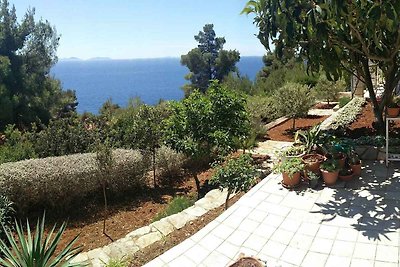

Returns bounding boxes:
[0,214,85,267]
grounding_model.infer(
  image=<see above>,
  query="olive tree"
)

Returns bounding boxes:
[243,0,400,131]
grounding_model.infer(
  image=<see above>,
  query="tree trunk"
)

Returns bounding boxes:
[292,118,296,130]
[225,190,232,210]
[152,148,157,188]
[193,173,201,199]
[102,182,113,241]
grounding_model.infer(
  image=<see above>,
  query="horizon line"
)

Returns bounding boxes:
[59,55,265,61]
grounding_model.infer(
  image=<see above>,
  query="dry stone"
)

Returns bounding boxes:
[135,231,163,249]
[150,218,175,236]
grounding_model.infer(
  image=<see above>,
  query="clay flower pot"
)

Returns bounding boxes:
[282,172,301,188]
[321,169,339,186]
[334,153,346,169]
[302,153,325,180]
[351,163,362,176]
[228,257,264,267]
[339,170,353,181]
[387,107,400,117]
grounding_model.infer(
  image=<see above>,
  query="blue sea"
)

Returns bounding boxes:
[51,56,264,114]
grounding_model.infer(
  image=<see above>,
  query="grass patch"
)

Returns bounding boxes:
[339,96,351,108]
[105,258,128,267]
[153,195,195,222]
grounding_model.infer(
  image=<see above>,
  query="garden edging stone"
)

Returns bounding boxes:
[71,188,231,266]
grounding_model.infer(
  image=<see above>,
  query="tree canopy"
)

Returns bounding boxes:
[181,24,240,94]
[243,0,400,131]
[0,0,73,130]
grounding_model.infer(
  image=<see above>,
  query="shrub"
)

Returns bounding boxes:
[314,75,345,104]
[327,97,365,130]
[272,82,315,129]
[153,196,195,222]
[0,149,150,214]
[339,96,351,108]
[0,215,83,267]
[0,195,14,242]
[106,258,128,267]
[0,125,37,164]
[155,146,186,184]
[211,154,257,209]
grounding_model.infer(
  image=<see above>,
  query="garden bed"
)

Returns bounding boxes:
[266,115,328,141]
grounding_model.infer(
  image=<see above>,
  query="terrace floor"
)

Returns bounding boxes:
[144,161,400,267]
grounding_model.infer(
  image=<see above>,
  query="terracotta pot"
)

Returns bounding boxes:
[334,153,346,169]
[229,257,264,267]
[321,169,339,186]
[339,172,353,181]
[302,154,325,179]
[351,163,362,176]
[282,172,301,188]
[387,107,400,117]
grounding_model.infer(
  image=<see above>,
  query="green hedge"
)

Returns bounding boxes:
[0,149,150,214]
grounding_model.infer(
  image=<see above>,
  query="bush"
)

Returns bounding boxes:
[155,146,186,184]
[153,196,195,222]
[327,97,365,130]
[0,125,37,164]
[314,75,345,104]
[0,149,150,214]
[339,96,351,108]
[211,154,257,209]
[272,82,315,129]
[0,195,14,242]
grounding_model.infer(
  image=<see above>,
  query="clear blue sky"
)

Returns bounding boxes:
[11,0,266,59]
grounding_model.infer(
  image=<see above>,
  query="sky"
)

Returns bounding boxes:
[10,0,267,60]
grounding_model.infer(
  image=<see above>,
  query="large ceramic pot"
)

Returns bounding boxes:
[387,107,400,117]
[282,172,301,188]
[321,169,339,186]
[302,153,325,178]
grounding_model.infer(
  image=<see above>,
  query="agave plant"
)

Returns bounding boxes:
[0,214,85,267]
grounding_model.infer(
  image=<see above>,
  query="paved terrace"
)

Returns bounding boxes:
[145,161,400,267]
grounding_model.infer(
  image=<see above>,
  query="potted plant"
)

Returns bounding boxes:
[338,167,354,181]
[320,159,340,186]
[306,170,319,189]
[348,152,362,176]
[274,157,304,188]
[387,95,400,117]
[280,144,306,162]
[302,153,325,179]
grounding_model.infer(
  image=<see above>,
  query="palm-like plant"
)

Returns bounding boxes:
[0,214,85,267]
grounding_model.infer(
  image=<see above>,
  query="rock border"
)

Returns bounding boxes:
[71,188,231,267]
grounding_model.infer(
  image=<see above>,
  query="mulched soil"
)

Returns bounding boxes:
[130,193,243,267]
[266,115,329,142]
[313,103,337,109]
[48,169,216,253]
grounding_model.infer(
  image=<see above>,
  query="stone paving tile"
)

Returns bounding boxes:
[270,228,295,245]
[325,255,351,267]
[185,244,211,265]
[216,240,240,260]
[260,240,287,259]
[200,251,231,267]
[289,233,314,250]
[168,255,195,266]
[212,224,236,240]
[281,246,307,266]
[375,244,399,263]
[247,209,269,223]
[374,261,398,267]
[143,257,165,267]
[242,233,269,252]
[198,234,224,252]
[349,258,374,267]
[297,222,320,236]
[336,227,360,242]
[352,242,376,260]
[280,217,302,233]
[316,225,339,239]
[225,229,252,246]
[264,213,285,228]
[309,237,334,254]
[237,217,261,233]
[300,251,328,267]
[266,194,284,204]
[330,240,355,257]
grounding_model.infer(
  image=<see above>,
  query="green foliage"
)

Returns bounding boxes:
[321,159,340,172]
[95,140,114,178]
[281,145,305,157]
[294,124,324,153]
[273,157,304,176]
[32,114,100,157]
[153,196,195,222]
[0,1,74,130]
[211,154,257,194]
[164,82,250,160]
[155,146,186,184]
[272,82,315,129]
[181,24,240,94]
[243,0,400,130]
[338,97,351,108]
[222,73,258,95]
[0,195,14,242]
[314,76,345,104]
[328,97,365,130]
[105,259,128,267]
[0,149,149,214]
[0,125,36,164]
[246,95,278,126]
[0,215,84,267]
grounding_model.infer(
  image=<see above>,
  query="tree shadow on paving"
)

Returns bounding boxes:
[313,161,400,242]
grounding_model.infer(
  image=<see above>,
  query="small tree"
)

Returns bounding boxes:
[163,81,250,197]
[314,75,345,104]
[210,154,257,210]
[272,82,315,130]
[95,140,114,241]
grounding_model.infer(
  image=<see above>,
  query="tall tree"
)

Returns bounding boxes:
[181,24,240,94]
[243,0,400,131]
[0,0,73,130]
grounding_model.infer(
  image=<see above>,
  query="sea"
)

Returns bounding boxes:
[51,56,264,114]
